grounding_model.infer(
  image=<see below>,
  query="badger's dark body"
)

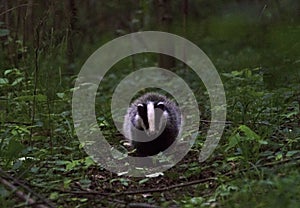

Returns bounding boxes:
[131,122,178,156]
[123,93,181,157]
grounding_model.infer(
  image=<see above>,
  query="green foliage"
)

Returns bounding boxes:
[222,171,300,208]
[180,196,206,208]
[226,125,268,163]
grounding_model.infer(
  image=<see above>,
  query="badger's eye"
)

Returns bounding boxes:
[155,102,165,111]
[137,103,147,116]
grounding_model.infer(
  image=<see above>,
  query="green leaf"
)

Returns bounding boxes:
[286,150,300,157]
[66,160,80,171]
[119,178,129,186]
[238,125,261,141]
[64,179,72,189]
[244,69,252,78]
[79,179,91,189]
[138,178,149,184]
[79,198,88,202]
[11,77,24,86]
[276,153,283,160]
[84,156,95,167]
[4,68,19,76]
[226,133,241,151]
[231,70,243,77]
[283,111,299,118]
[226,156,244,161]
[56,92,65,99]
[49,192,59,200]
[258,140,268,145]
[0,78,9,85]
[55,160,69,165]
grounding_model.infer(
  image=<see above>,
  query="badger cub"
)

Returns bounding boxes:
[123,93,181,157]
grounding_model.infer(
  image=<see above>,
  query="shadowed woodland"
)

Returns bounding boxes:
[0,0,300,207]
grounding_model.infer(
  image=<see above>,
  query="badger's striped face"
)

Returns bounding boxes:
[135,101,168,136]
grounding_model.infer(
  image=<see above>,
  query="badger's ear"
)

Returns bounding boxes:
[155,102,165,111]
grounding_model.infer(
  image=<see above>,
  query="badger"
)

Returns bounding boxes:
[123,92,181,157]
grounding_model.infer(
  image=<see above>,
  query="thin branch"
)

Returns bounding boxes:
[200,119,232,124]
[0,3,37,17]
[118,155,300,196]
[0,177,49,208]
[259,155,300,168]
[200,119,273,126]
[58,177,217,197]
[116,177,218,196]
[127,203,160,208]
[58,189,110,196]
[0,168,56,208]
[57,155,300,197]
[57,189,127,205]
[1,121,32,126]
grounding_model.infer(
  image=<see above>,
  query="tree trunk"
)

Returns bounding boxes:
[154,0,175,69]
[66,0,77,75]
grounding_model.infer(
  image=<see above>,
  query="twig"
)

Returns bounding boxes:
[57,155,300,197]
[57,189,110,196]
[200,119,273,126]
[115,177,217,196]
[57,176,217,197]
[0,177,48,208]
[0,3,37,17]
[128,155,300,195]
[57,189,127,205]
[200,119,232,124]
[259,4,267,20]
[0,168,56,208]
[127,202,160,208]
[259,155,300,168]
[1,121,32,126]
